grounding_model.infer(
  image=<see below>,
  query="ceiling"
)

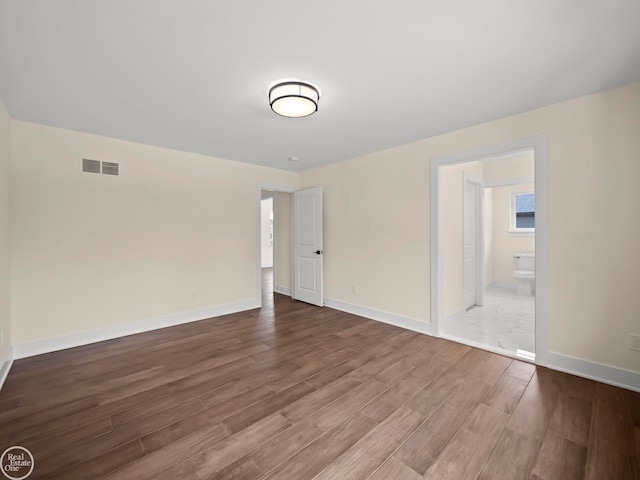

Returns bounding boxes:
[1,1,639,172]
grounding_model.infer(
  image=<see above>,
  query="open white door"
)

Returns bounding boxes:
[463,174,484,309]
[293,187,323,306]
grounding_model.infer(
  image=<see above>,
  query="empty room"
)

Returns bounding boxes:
[0,1,639,479]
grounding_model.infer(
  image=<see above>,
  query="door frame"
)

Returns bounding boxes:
[430,136,548,366]
[463,172,485,309]
[256,184,296,307]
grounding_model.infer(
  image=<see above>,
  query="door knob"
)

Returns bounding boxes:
[314,250,323,255]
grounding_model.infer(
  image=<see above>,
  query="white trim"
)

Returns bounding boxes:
[324,297,436,336]
[0,347,14,392]
[323,298,639,393]
[274,285,292,296]
[430,135,549,366]
[510,190,535,233]
[484,177,535,188]
[12,299,260,359]
[546,352,640,393]
[479,148,534,163]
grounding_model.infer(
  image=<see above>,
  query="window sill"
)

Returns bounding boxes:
[508,230,535,236]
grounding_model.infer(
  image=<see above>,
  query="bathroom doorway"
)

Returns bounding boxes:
[431,137,548,364]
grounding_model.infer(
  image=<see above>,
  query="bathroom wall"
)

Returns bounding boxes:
[443,153,534,314]
[488,183,536,286]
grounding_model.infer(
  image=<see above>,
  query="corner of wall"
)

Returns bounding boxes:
[0,99,13,385]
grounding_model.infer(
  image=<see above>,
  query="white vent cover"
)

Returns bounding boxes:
[101,161,119,176]
[82,158,101,174]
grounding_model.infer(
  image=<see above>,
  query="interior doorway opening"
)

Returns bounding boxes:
[431,136,548,365]
[260,194,274,305]
[257,187,295,307]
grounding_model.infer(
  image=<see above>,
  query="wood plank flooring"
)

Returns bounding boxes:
[1,269,638,479]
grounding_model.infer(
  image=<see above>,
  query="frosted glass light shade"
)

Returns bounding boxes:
[269,81,319,118]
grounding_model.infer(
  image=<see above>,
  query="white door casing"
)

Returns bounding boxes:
[293,187,323,306]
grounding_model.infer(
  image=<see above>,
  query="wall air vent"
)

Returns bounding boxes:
[82,158,101,174]
[101,161,119,176]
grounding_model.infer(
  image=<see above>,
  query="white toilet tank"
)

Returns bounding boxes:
[513,253,535,271]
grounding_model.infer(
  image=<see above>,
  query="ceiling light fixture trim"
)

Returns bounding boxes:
[269,81,320,118]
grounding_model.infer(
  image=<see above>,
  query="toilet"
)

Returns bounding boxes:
[513,253,535,296]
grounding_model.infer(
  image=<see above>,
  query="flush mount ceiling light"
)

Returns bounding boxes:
[269,81,320,118]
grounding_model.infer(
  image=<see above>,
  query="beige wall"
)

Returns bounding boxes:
[489,183,535,285]
[260,197,273,267]
[0,101,10,362]
[441,161,483,316]
[10,121,297,344]
[273,192,292,291]
[301,82,640,373]
[483,153,534,182]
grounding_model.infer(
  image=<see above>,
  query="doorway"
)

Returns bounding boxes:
[431,137,548,365]
[258,187,294,307]
[256,185,324,308]
[260,194,274,305]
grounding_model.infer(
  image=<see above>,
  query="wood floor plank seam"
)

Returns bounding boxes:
[0,270,637,480]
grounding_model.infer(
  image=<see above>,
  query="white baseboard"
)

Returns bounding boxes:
[0,346,14,392]
[545,352,639,393]
[274,285,292,296]
[323,297,639,393]
[323,297,436,336]
[13,299,261,360]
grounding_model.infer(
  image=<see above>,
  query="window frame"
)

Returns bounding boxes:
[510,191,535,234]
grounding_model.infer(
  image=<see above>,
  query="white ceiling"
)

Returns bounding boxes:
[1,1,639,172]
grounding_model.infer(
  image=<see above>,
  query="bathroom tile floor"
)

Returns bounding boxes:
[441,285,535,358]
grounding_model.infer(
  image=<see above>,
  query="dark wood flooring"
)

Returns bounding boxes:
[0,268,638,479]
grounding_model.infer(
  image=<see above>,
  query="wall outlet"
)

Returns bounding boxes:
[352,285,358,295]
[630,334,640,352]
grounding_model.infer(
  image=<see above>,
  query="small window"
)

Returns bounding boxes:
[511,192,535,233]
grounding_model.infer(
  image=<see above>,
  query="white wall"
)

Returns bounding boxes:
[10,121,297,345]
[260,197,273,267]
[301,82,640,374]
[0,101,11,363]
[273,192,291,292]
